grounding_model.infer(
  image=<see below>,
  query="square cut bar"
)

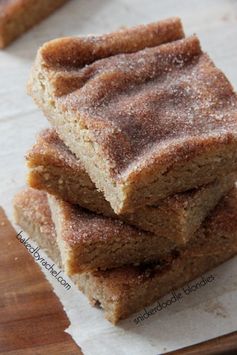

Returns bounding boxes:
[28,19,237,214]
[0,0,68,48]
[48,192,179,274]
[15,188,178,274]
[13,187,237,323]
[26,128,237,244]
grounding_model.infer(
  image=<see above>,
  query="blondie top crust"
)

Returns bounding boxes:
[13,187,237,323]
[27,129,236,244]
[28,20,237,214]
[0,0,68,48]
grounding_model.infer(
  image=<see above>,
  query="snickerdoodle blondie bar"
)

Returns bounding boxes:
[15,188,177,274]
[13,186,237,323]
[28,19,237,214]
[0,0,68,48]
[26,129,236,244]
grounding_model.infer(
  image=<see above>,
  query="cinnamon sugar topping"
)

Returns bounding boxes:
[41,34,237,176]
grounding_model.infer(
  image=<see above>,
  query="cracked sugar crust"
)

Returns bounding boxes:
[41,17,184,70]
[37,33,237,179]
[29,20,237,213]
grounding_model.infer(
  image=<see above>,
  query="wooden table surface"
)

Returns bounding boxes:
[0,207,81,354]
[1,205,237,354]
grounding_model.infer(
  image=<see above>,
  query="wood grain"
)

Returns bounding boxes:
[169,331,237,355]
[0,207,81,354]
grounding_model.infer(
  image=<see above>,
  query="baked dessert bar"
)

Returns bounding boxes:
[15,188,178,274]
[13,186,237,323]
[0,0,68,48]
[26,128,237,244]
[13,187,62,268]
[28,20,237,214]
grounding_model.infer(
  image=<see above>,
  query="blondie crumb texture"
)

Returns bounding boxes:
[0,0,68,48]
[28,20,237,214]
[27,129,236,244]
[13,187,62,266]
[13,186,237,323]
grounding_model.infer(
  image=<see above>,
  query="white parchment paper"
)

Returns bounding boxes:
[1,1,237,354]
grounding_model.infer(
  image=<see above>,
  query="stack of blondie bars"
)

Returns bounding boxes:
[13,17,237,323]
